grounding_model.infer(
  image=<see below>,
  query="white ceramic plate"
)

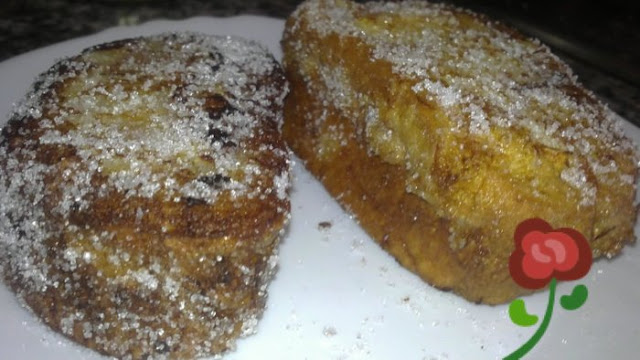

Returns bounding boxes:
[1,16,639,360]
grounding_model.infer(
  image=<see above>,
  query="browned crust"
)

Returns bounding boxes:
[0,33,290,359]
[283,67,526,304]
[281,0,638,304]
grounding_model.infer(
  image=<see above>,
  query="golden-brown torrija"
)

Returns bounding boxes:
[282,0,639,304]
[0,33,291,359]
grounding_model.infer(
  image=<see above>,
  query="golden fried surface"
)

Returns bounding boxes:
[0,33,290,358]
[282,0,639,304]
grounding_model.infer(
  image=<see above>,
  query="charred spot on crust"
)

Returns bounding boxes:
[207,127,229,142]
[113,289,132,307]
[1,117,43,153]
[70,202,81,213]
[153,340,171,354]
[85,38,134,53]
[34,144,77,165]
[31,79,46,94]
[171,85,187,103]
[10,215,27,239]
[183,197,207,206]
[205,94,235,120]
[206,127,237,148]
[209,51,223,72]
[197,174,231,188]
[222,140,237,148]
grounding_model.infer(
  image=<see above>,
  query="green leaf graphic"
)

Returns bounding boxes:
[505,278,558,360]
[508,299,539,327]
[560,284,588,310]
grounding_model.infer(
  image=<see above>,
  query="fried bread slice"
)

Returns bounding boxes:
[0,33,290,358]
[282,0,639,303]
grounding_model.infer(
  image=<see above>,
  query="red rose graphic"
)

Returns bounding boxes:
[509,218,592,289]
[506,218,592,359]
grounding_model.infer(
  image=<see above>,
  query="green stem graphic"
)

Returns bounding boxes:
[504,278,557,360]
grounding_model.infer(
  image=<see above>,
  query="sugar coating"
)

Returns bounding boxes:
[288,0,639,206]
[0,32,290,359]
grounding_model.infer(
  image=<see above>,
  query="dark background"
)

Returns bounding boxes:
[1,0,639,124]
